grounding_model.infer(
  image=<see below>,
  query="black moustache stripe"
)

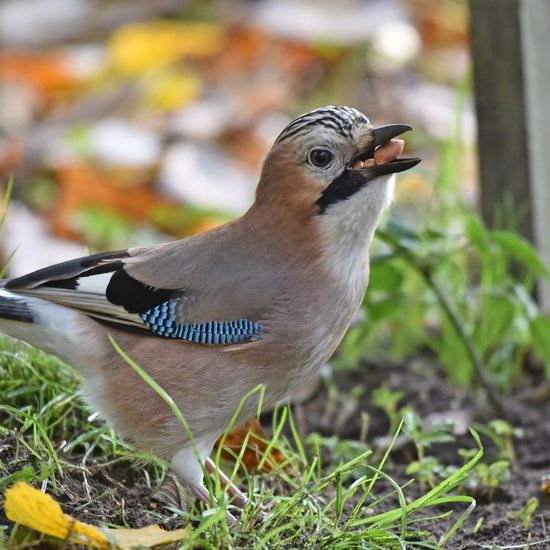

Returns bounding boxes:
[316,170,370,214]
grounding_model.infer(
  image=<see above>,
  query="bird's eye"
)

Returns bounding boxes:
[308,149,334,168]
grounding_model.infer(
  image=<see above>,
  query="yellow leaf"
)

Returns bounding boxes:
[109,21,225,75]
[5,482,109,548]
[5,482,188,548]
[144,69,202,110]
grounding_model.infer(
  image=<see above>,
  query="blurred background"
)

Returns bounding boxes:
[0,0,471,276]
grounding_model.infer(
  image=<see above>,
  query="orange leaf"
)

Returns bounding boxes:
[0,51,76,94]
[216,419,289,473]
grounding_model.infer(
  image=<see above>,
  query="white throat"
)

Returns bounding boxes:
[316,175,395,282]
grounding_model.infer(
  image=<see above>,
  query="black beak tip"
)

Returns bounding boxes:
[396,123,413,134]
[401,157,422,169]
[372,124,414,147]
[384,156,422,175]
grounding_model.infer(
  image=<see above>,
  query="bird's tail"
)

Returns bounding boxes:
[0,288,35,323]
[0,288,103,372]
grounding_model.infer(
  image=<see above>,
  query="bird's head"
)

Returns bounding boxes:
[255,106,420,248]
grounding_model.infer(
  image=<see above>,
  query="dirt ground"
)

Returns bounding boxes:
[1,356,549,548]
[298,358,550,549]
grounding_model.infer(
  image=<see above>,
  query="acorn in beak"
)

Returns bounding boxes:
[350,124,421,177]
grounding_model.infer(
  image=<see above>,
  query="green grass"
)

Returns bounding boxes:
[0,336,481,549]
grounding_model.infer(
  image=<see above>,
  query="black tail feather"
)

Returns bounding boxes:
[0,294,34,323]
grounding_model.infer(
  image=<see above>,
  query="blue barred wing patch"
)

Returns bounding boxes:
[140,300,262,344]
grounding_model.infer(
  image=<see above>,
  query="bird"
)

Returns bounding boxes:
[0,105,420,518]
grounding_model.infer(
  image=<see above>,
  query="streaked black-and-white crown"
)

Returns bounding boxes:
[275,106,370,144]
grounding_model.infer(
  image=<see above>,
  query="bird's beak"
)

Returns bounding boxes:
[316,123,421,213]
[349,124,421,177]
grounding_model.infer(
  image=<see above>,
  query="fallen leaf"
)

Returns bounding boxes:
[201,25,270,79]
[5,481,110,548]
[216,419,289,473]
[108,525,189,549]
[202,25,318,82]
[143,69,202,111]
[5,482,188,549]
[108,21,225,75]
[406,0,469,47]
[0,51,77,96]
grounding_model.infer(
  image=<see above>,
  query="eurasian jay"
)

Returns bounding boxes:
[0,106,419,516]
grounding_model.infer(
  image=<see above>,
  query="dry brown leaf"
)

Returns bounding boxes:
[202,25,318,82]
[407,0,469,47]
[216,419,289,473]
[109,525,189,549]
[202,25,270,80]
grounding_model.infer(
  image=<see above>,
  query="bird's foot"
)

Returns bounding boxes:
[185,481,237,524]
[205,457,248,508]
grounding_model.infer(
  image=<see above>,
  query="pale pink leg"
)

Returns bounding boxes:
[205,457,248,508]
[184,480,237,523]
[171,447,237,523]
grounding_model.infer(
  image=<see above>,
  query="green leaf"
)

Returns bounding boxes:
[475,295,516,351]
[433,315,472,386]
[364,298,402,324]
[492,230,549,276]
[403,411,422,439]
[488,419,515,438]
[368,262,404,292]
[508,497,539,529]
[465,215,488,251]
[0,466,36,488]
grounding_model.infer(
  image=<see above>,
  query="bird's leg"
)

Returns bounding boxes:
[205,457,248,508]
[183,481,237,523]
[172,446,237,523]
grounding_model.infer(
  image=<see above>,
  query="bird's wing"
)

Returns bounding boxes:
[4,242,269,345]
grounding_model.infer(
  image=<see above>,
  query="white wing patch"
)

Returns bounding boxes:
[19,271,144,329]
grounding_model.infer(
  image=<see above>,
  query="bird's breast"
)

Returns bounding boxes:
[260,262,368,397]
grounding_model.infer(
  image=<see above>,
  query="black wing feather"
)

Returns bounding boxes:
[106,269,175,313]
[5,247,179,319]
[5,250,129,290]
